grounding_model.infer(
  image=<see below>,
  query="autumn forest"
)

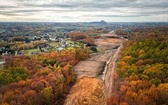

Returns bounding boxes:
[108,27,168,105]
[0,22,168,105]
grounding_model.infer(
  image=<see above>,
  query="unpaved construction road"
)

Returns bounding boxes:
[64,31,124,105]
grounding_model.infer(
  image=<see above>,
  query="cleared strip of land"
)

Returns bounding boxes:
[65,31,123,105]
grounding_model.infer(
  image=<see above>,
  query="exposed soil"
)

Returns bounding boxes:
[64,76,105,105]
[74,34,121,79]
[64,31,123,105]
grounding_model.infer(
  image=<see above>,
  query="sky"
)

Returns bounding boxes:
[0,0,168,22]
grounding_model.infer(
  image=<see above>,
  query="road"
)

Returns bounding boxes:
[64,31,124,105]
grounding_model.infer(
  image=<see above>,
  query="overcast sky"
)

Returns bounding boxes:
[0,0,168,22]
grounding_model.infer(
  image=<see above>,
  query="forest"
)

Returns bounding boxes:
[0,27,106,105]
[0,47,89,105]
[108,35,168,105]
[0,23,168,105]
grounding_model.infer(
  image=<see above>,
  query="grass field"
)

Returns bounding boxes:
[49,42,58,47]
[25,48,40,55]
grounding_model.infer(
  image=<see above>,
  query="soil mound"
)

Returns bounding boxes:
[64,76,105,105]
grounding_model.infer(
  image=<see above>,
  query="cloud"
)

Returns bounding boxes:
[0,0,168,22]
[0,6,16,8]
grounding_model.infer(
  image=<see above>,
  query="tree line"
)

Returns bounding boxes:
[0,47,89,105]
[108,37,168,105]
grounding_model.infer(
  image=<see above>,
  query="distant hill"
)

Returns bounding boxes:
[89,20,107,25]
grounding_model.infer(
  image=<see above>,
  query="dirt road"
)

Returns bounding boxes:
[64,31,123,105]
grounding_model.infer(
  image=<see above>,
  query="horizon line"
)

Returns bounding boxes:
[0,21,168,23]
